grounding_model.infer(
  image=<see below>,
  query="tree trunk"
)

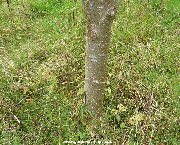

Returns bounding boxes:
[83,0,118,116]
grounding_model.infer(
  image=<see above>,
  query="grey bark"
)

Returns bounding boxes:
[83,0,118,115]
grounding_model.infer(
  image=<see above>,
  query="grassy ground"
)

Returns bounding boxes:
[0,0,179,144]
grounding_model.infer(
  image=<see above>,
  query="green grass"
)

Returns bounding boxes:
[0,0,179,144]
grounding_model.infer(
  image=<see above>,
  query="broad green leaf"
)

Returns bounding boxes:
[129,113,144,125]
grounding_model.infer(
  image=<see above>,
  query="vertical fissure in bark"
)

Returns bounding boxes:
[84,0,118,116]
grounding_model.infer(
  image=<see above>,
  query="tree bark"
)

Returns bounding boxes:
[83,0,118,116]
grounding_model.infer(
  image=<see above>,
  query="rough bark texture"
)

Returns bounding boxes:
[83,0,118,115]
